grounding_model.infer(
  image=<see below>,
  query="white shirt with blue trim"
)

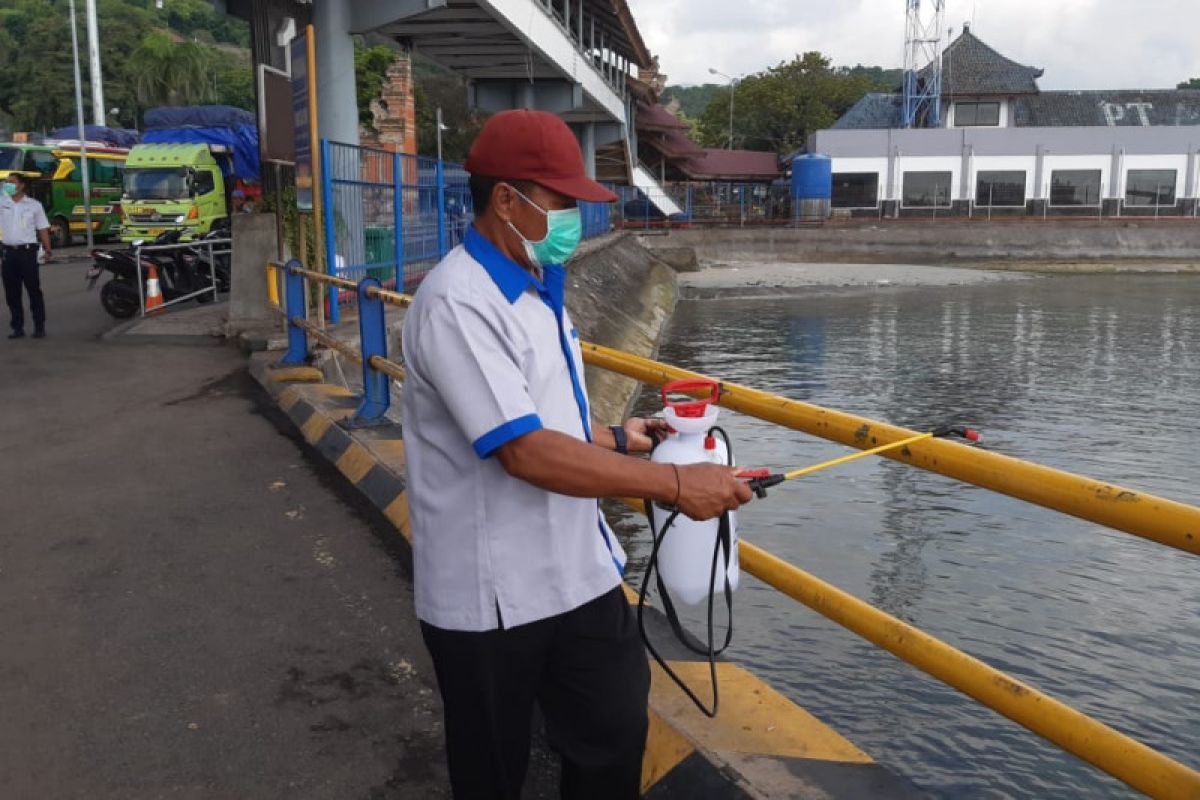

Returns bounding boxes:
[401,226,625,632]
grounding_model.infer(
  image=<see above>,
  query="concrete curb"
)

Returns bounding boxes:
[248,353,925,799]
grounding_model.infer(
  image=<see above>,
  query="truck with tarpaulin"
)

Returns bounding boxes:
[119,106,259,242]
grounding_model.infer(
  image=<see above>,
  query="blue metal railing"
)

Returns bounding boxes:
[320,140,615,322]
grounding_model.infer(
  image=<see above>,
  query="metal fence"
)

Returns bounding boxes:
[320,140,613,321]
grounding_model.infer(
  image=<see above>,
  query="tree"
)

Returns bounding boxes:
[414,71,484,161]
[356,43,397,129]
[696,52,874,155]
[661,84,723,118]
[126,31,218,108]
[1178,78,1200,90]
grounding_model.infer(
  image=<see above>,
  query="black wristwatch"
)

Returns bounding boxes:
[609,425,628,455]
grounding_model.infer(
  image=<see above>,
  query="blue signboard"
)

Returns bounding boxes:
[291,34,312,211]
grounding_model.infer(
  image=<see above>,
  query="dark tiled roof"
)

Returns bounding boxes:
[680,149,780,181]
[1014,90,1200,127]
[832,93,903,130]
[929,27,1042,96]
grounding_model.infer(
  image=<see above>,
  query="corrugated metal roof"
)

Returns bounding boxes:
[637,102,691,132]
[679,149,781,180]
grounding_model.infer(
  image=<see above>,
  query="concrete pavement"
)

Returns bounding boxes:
[0,249,465,798]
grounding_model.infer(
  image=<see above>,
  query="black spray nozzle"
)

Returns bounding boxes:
[932,425,981,443]
[737,470,785,499]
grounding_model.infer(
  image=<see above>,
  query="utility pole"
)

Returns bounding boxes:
[85,0,105,127]
[68,0,96,250]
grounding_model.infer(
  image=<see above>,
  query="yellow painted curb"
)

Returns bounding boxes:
[650,661,873,764]
[336,442,376,484]
[270,366,324,383]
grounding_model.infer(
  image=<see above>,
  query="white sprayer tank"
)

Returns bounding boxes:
[650,380,739,606]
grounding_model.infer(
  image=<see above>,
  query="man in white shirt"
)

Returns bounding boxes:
[402,110,751,799]
[0,172,52,339]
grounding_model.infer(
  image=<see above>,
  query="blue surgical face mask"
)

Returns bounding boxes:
[506,185,582,269]
[2,182,16,197]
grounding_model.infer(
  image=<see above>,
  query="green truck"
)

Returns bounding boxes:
[0,142,127,246]
[119,143,232,242]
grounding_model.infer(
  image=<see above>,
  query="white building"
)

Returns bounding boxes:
[811,25,1200,218]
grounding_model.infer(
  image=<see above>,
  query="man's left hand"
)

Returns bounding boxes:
[622,417,670,453]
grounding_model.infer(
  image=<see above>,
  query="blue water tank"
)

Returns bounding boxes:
[791,153,832,199]
[791,154,832,220]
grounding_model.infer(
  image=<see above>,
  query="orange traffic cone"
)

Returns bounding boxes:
[144,264,164,315]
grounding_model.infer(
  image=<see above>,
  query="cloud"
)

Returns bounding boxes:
[627,0,1200,90]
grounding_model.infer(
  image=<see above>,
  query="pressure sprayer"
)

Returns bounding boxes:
[638,378,981,718]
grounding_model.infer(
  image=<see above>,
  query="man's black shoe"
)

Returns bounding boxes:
[32,330,45,339]
[7,331,24,340]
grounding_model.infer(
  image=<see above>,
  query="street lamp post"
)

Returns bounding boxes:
[708,67,741,150]
[68,0,95,251]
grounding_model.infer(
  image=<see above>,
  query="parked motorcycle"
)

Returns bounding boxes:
[87,227,230,319]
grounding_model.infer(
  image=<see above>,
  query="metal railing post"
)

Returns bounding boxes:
[349,276,390,424]
[321,139,339,325]
[435,158,448,258]
[281,259,309,365]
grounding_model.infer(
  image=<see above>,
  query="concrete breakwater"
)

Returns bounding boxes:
[647,221,1200,266]
[563,233,678,425]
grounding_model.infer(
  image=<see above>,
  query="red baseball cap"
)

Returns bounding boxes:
[465,110,618,203]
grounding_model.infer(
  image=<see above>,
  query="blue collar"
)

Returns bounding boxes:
[464,225,543,304]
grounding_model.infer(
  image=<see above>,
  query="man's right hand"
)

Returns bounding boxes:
[674,463,753,520]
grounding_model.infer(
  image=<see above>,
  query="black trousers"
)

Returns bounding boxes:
[420,586,650,800]
[1,247,45,334]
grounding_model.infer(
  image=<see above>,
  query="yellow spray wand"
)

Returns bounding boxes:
[739,425,981,498]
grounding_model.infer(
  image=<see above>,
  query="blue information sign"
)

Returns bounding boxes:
[291,34,312,211]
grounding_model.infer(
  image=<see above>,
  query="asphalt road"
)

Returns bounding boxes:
[0,247,466,798]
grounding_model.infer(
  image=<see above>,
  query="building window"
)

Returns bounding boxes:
[831,173,879,208]
[1125,169,1176,206]
[1050,169,1102,206]
[902,171,952,207]
[975,170,1026,207]
[955,102,1001,127]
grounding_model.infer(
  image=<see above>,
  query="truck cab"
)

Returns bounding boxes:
[120,143,230,242]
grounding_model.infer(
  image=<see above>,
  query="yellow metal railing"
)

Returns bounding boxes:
[267,263,1200,797]
[583,341,1200,558]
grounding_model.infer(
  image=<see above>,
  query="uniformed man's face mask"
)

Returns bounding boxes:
[2,182,16,197]
[506,185,582,269]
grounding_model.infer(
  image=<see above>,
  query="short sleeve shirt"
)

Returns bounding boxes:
[401,226,624,632]
[0,194,50,246]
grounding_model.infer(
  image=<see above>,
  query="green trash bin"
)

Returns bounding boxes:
[364,227,396,283]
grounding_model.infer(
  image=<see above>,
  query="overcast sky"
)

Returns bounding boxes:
[625,0,1200,91]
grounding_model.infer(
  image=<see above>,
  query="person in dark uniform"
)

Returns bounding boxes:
[0,172,52,339]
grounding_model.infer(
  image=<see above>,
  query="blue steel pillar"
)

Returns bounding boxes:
[435,158,447,258]
[281,259,308,365]
[321,139,339,324]
[350,277,390,425]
